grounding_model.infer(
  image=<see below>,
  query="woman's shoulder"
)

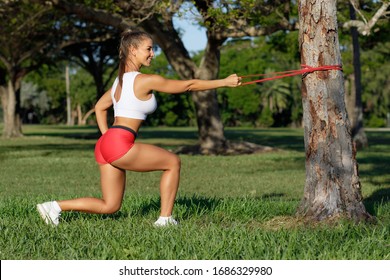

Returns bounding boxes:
[138,73,164,80]
[124,71,141,77]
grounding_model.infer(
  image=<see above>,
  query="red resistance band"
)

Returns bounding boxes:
[240,64,343,86]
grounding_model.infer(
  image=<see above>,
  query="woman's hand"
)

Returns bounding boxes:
[224,74,242,87]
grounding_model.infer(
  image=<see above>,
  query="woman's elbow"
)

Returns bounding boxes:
[94,101,108,112]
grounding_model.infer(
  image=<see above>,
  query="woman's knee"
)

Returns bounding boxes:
[102,202,122,214]
[169,154,181,170]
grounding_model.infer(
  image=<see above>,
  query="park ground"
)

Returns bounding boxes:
[0,125,388,259]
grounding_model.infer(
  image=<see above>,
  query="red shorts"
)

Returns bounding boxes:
[94,125,137,164]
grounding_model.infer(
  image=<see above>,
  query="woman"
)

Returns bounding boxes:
[37,30,241,227]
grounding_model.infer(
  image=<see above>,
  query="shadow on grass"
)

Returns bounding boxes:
[58,190,389,226]
[364,188,390,217]
[2,143,96,153]
[60,193,293,223]
[358,153,390,185]
[136,194,290,220]
[224,129,305,152]
[59,187,388,224]
[364,129,390,146]
[358,145,389,218]
[25,130,100,140]
[137,129,199,140]
[261,193,286,199]
[25,126,306,151]
[21,127,389,155]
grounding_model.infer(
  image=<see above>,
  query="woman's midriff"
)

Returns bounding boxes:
[113,117,143,134]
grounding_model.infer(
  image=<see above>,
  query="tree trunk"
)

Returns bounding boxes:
[344,74,355,127]
[66,64,72,126]
[348,3,368,149]
[77,104,82,125]
[192,37,227,154]
[297,0,371,222]
[1,79,23,138]
[81,108,95,125]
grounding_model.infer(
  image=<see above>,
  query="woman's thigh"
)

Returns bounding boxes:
[111,143,180,172]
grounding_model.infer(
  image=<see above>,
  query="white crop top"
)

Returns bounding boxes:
[111,71,157,120]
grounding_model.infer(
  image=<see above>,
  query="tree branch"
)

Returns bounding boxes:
[215,20,298,39]
[32,0,136,30]
[343,1,390,35]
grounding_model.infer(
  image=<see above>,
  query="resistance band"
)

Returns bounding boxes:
[240,64,343,86]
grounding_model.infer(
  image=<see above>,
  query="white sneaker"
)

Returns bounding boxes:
[37,201,61,226]
[154,216,178,227]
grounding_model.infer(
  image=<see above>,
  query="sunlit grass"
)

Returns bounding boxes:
[0,125,388,259]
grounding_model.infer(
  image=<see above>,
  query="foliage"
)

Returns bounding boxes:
[196,0,296,30]
[218,31,302,127]
[20,81,50,123]
[24,63,99,124]
[2,0,388,128]
[61,24,121,97]
[25,64,67,123]
[69,66,97,108]
[142,53,196,127]
[361,40,390,124]
[338,0,390,128]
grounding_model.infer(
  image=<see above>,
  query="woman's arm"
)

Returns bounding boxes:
[138,73,241,95]
[94,89,113,134]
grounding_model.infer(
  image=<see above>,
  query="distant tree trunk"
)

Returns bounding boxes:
[348,3,368,149]
[75,104,95,125]
[76,104,82,125]
[192,36,227,154]
[1,77,23,138]
[344,74,355,126]
[297,0,371,222]
[66,64,72,126]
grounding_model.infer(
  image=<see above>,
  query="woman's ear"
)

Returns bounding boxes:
[130,45,137,57]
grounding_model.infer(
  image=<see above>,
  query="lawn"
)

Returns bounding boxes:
[0,125,388,259]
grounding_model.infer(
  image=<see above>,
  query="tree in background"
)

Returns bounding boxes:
[351,1,390,129]
[0,1,66,137]
[3,1,387,139]
[61,24,120,125]
[62,24,120,101]
[340,0,389,147]
[297,0,371,222]
[68,66,98,125]
[361,39,390,128]
[33,0,297,154]
[0,0,111,137]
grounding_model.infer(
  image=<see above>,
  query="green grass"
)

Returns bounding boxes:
[0,125,389,260]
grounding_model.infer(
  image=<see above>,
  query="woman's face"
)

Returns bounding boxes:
[134,37,154,67]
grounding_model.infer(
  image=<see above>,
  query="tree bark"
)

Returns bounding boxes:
[297,0,371,222]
